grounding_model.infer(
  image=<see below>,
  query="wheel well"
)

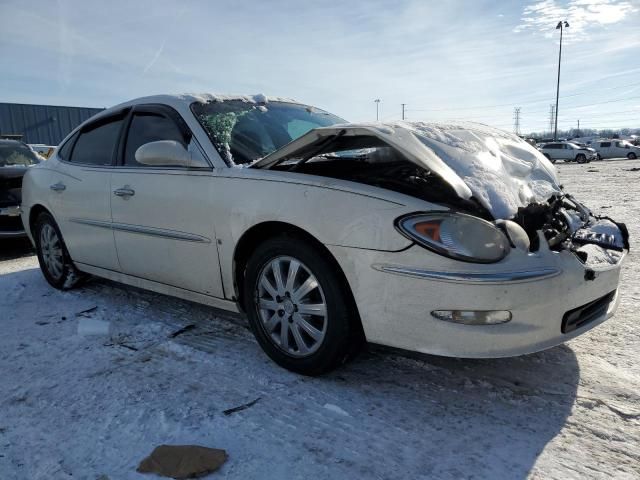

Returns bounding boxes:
[233,222,361,329]
[28,204,50,236]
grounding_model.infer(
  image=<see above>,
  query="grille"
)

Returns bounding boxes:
[562,290,616,334]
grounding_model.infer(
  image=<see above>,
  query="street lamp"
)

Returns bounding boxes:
[374,99,380,121]
[554,20,569,141]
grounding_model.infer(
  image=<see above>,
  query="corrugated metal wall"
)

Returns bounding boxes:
[0,103,104,145]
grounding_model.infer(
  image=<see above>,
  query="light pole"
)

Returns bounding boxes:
[374,99,380,121]
[554,20,569,141]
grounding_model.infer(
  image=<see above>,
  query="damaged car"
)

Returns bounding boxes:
[1,139,41,238]
[20,94,629,375]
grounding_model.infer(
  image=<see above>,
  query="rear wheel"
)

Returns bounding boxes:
[628,152,637,160]
[543,154,555,164]
[576,154,587,164]
[597,153,602,161]
[34,212,85,290]
[243,235,362,375]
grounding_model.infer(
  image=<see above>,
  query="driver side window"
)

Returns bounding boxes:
[124,112,188,167]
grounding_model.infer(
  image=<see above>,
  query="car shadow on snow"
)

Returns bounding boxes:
[2,268,580,480]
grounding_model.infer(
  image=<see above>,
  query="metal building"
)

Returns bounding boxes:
[0,102,104,146]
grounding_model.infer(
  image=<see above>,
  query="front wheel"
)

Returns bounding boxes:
[34,212,85,290]
[576,154,587,164]
[628,152,637,160]
[597,153,602,161]
[243,236,362,375]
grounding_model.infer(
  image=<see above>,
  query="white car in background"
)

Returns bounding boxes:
[539,141,596,163]
[20,94,628,375]
[591,139,640,160]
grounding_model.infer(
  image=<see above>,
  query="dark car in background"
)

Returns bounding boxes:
[0,140,41,238]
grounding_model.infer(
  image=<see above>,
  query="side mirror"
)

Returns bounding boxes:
[135,140,202,168]
[624,145,630,149]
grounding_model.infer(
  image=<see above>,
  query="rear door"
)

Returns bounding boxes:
[50,112,127,271]
[109,105,224,297]
[598,141,612,159]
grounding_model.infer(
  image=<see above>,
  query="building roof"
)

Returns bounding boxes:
[0,102,104,145]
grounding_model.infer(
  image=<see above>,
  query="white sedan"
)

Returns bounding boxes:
[21,94,628,375]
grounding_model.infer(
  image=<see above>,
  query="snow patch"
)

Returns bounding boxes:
[323,403,350,417]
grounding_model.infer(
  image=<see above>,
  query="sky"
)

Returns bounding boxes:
[1,0,639,135]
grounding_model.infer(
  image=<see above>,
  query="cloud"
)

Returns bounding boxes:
[514,0,638,40]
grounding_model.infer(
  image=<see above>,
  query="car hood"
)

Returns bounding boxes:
[253,121,561,220]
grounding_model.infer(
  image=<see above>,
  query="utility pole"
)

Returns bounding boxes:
[401,103,406,121]
[577,119,580,137]
[549,104,555,137]
[374,99,380,121]
[554,20,569,140]
[513,107,521,135]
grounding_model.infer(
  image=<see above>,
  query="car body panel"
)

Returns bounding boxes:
[110,167,224,297]
[48,159,121,271]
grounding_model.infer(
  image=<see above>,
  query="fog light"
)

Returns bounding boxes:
[431,310,512,325]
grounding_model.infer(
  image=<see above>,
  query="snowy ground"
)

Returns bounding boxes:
[1,160,639,480]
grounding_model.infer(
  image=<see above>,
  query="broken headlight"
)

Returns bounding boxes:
[396,212,510,263]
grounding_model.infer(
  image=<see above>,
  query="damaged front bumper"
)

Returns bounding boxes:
[327,234,625,358]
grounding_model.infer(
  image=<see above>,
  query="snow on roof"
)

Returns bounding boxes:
[175,93,301,105]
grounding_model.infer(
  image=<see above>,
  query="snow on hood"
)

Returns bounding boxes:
[403,121,561,219]
[256,121,561,219]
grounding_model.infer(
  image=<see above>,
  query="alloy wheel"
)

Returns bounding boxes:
[255,255,328,357]
[40,223,64,280]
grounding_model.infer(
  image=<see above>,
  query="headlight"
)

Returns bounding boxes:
[396,212,510,263]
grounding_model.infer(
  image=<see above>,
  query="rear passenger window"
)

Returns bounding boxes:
[600,142,611,147]
[124,113,187,166]
[70,117,124,165]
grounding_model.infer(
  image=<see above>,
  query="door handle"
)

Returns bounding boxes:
[50,182,66,192]
[113,187,135,198]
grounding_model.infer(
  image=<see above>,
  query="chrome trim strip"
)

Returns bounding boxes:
[70,218,211,243]
[372,264,562,284]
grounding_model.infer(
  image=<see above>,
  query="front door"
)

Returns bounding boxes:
[109,105,224,297]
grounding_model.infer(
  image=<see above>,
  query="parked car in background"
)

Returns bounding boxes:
[591,139,640,160]
[539,141,595,163]
[29,144,57,159]
[19,94,628,374]
[0,139,41,238]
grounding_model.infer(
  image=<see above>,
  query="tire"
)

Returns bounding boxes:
[243,235,362,375]
[34,212,86,290]
[628,152,637,160]
[576,154,587,164]
[597,153,602,161]
[543,154,556,164]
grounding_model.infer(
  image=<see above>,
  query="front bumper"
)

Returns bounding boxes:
[328,238,624,358]
[0,205,26,238]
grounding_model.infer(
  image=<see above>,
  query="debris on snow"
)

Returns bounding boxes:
[168,324,196,338]
[75,305,98,317]
[77,318,110,336]
[137,444,227,479]
[223,397,261,416]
